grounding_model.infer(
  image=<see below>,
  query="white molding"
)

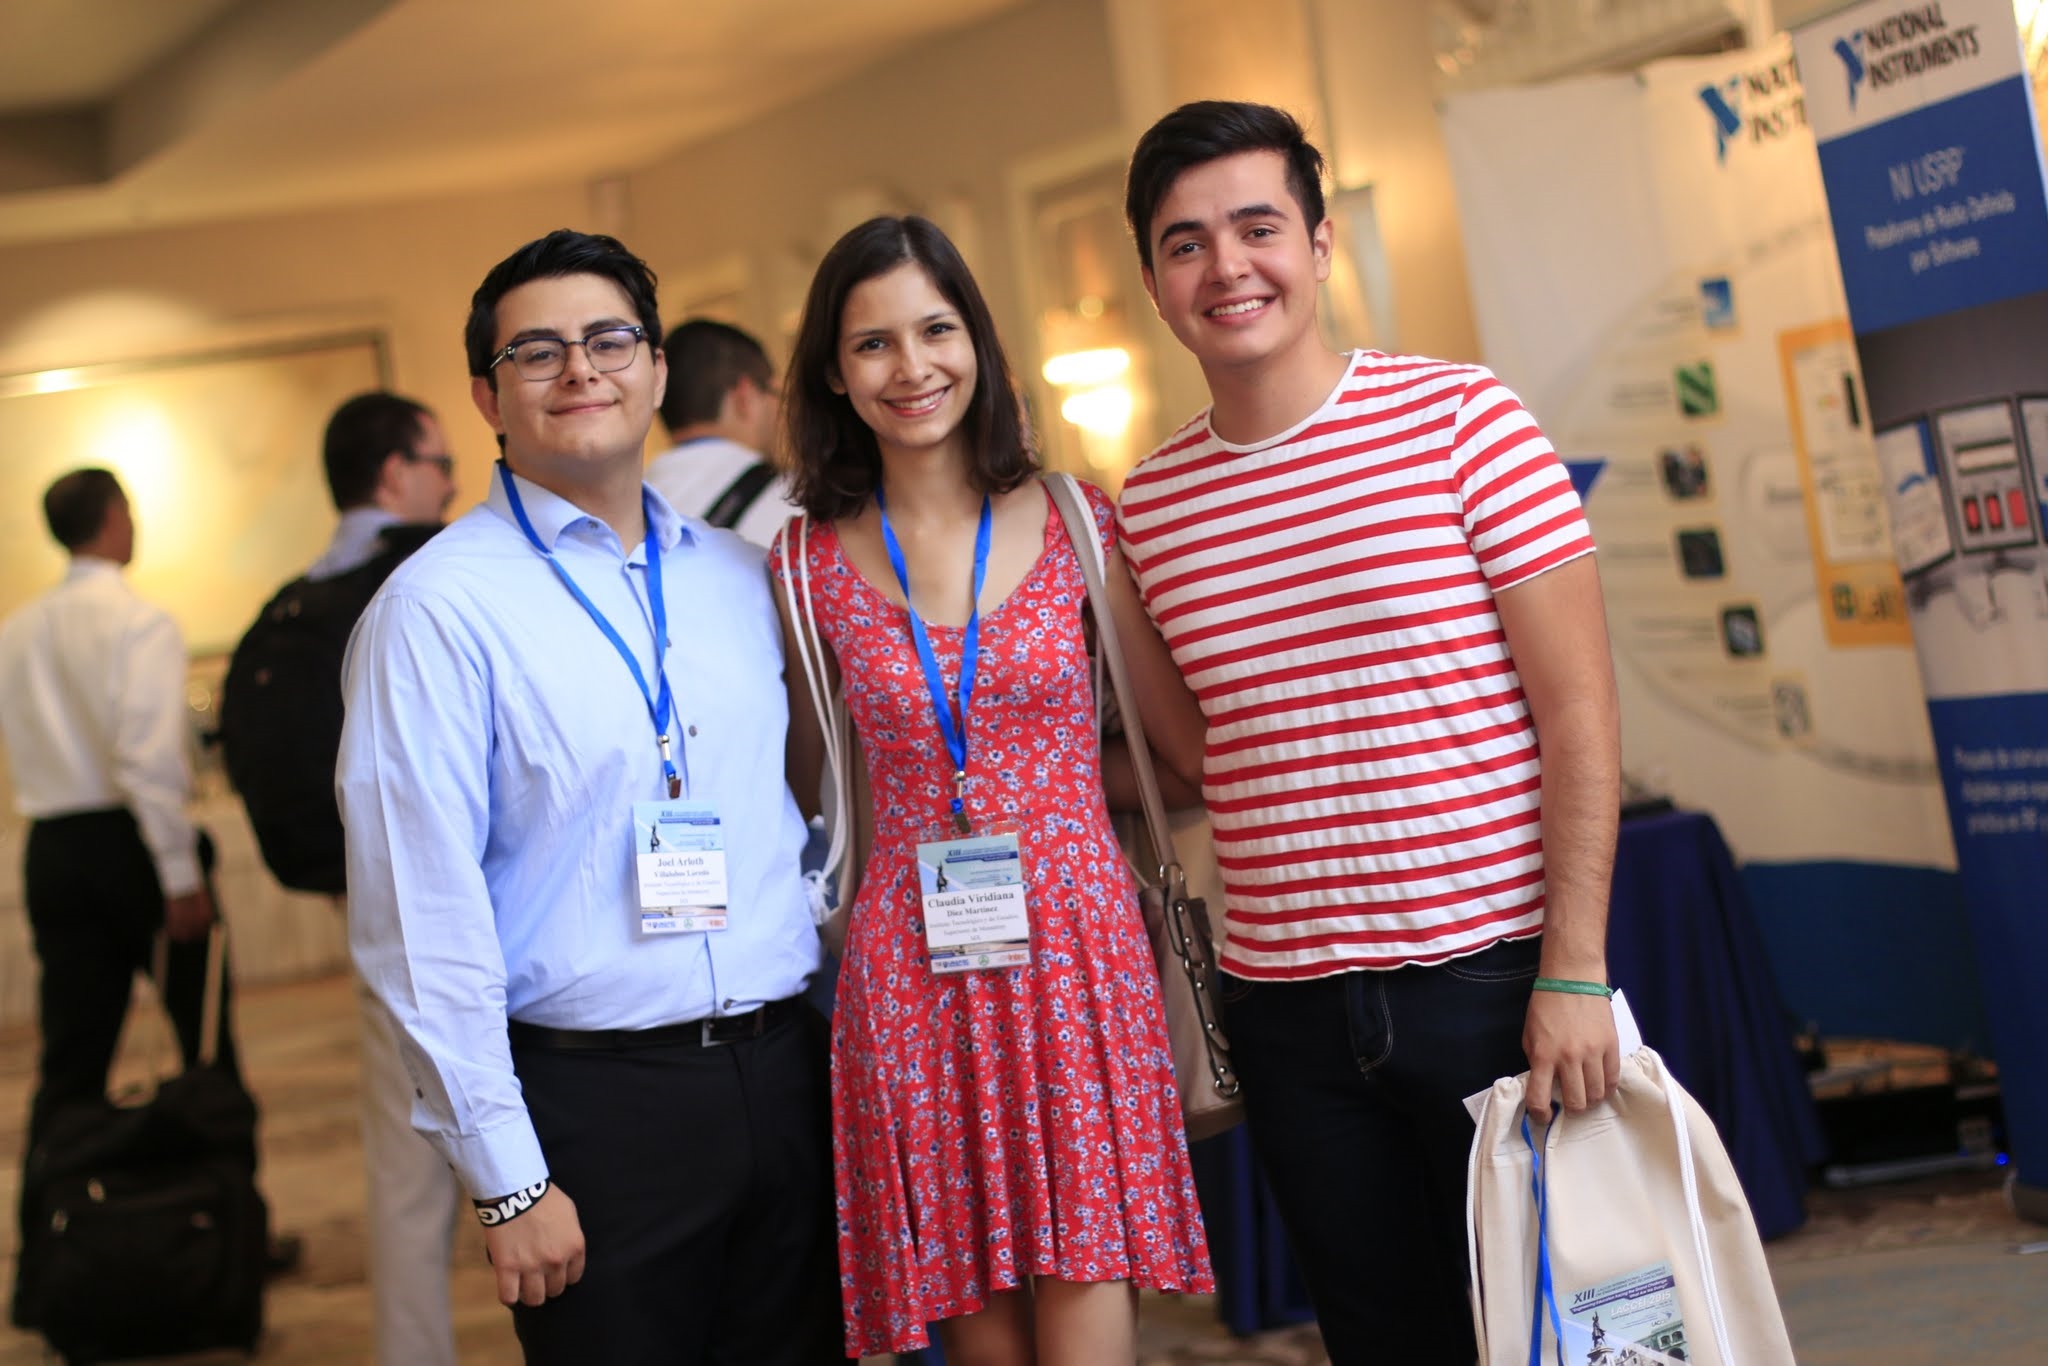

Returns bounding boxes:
[1435,0,1748,87]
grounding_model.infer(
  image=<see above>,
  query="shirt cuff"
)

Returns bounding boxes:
[153,848,202,899]
[443,1115,549,1202]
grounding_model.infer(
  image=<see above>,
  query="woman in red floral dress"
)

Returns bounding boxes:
[769,215,1213,1362]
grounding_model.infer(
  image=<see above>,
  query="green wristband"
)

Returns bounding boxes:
[1532,977,1614,998]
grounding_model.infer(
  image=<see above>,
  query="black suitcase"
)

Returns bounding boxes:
[17,927,268,1363]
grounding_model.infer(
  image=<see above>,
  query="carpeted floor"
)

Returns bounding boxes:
[0,972,2040,1364]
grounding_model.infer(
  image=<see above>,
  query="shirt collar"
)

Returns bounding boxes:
[337,506,401,538]
[486,463,693,558]
[64,556,124,583]
[665,434,756,459]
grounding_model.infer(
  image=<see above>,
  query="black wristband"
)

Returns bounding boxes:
[474,1178,550,1227]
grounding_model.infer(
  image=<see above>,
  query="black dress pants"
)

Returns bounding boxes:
[508,1003,844,1366]
[20,809,242,1147]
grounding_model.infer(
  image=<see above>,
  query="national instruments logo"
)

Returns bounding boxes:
[1835,34,1869,109]
[1701,79,1744,163]
[1830,4,1984,113]
[1697,52,1806,165]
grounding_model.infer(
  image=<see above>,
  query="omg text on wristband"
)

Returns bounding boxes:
[474,1178,551,1227]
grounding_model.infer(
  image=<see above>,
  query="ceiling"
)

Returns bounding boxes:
[0,0,1022,247]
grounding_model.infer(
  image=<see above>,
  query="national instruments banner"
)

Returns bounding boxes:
[1795,0,2048,1213]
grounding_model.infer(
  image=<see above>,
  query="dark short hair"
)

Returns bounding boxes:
[785,216,1034,521]
[464,229,662,388]
[1124,101,1328,272]
[42,468,126,550]
[658,319,773,433]
[323,392,432,510]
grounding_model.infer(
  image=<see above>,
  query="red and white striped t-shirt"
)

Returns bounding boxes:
[1116,351,1594,979]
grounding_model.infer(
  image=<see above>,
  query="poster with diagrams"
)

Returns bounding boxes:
[1778,320,1911,648]
[1442,37,1951,869]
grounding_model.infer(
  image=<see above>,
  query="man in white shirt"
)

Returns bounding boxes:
[643,319,800,549]
[0,469,238,1315]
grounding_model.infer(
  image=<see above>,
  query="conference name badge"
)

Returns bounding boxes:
[632,801,728,934]
[917,830,1028,974]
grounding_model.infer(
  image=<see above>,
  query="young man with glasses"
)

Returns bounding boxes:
[1116,102,1623,1365]
[338,231,839,1363]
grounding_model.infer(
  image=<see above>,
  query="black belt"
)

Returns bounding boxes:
[507,997,803,1051]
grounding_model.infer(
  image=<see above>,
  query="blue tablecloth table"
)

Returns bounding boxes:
[1196,807,1826,1337]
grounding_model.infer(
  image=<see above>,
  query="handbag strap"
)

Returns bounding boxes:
[1041,473,1180,885]
[775,516,856,910]
[1045,474,1239,1102]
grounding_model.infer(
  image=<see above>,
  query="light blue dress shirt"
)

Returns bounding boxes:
[337,468,819,1199]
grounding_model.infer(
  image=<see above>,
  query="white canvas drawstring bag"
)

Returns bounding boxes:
[1465,996,1798,1366]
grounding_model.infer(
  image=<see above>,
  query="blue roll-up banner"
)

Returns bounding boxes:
[1795,0,2048,1215]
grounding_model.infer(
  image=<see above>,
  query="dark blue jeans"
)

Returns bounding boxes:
[1220,934,1541,1366]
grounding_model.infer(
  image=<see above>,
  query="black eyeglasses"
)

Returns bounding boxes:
[490,326,647,381]
[405,451,455,476]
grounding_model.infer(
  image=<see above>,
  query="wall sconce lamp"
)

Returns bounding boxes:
[1043,346,1134,440]
[1043,347,1131,387]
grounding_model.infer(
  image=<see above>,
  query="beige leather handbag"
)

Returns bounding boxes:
[1044,472,1243,1141]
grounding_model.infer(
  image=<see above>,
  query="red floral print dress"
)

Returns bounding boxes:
[771,481,1212,1357]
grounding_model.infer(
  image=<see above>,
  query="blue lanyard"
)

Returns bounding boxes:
[875,489,991,835]
[496,463,681,798]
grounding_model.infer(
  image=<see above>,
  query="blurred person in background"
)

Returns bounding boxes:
[221,392,452,1364]
[646,318,801,547]
[0,469,258,1322]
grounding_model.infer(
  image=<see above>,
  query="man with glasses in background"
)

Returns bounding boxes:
[645,319,800,548]
[338,231,839,1363]
[222,392,453,1363]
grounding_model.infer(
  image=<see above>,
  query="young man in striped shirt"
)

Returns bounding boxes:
[1119,101,1623,1364]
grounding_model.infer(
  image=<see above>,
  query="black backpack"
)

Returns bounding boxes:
[218,524,438,895]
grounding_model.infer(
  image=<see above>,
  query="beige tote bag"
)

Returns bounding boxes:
[1465,998,1796,1366]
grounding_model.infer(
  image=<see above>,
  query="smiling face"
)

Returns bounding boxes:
[831,262,978,466]
[1141,149,1333,380]
[470,272,667,494]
